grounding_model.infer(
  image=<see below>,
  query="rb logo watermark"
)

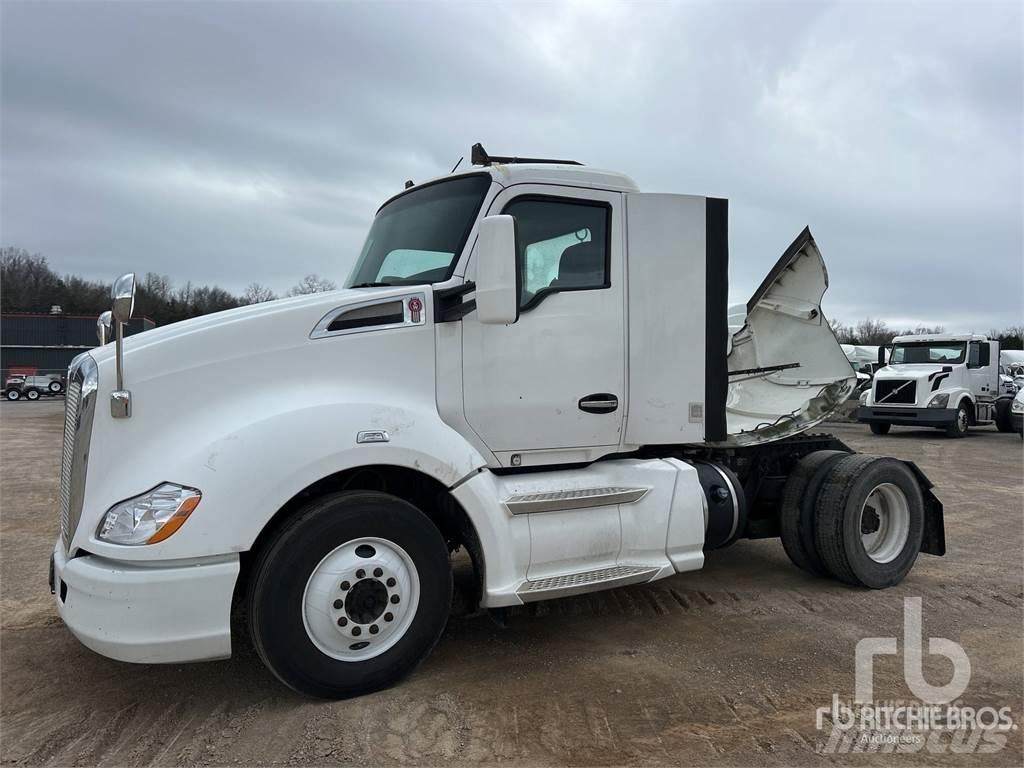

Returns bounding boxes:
[816,597,1015,754]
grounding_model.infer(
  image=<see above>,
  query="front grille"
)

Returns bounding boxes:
[875,379,917,405]
[58,354,96,552]
[59,379,82,549]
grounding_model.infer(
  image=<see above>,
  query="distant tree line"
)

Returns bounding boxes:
[0,247,336,326]
[828,316,1023,350]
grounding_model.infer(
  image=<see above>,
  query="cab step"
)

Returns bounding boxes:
[517,564,659,601]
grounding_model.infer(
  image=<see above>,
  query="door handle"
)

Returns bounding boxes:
[578,393,619,414]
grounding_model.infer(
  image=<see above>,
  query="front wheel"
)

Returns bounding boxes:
[945,402,969,438]
[247,491,452,699]
[869,422,891,435]
[5,389,20,401]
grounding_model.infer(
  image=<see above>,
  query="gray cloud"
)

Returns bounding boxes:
[2,1,1021,330]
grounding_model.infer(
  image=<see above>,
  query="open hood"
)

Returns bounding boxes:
[721,228,857,446]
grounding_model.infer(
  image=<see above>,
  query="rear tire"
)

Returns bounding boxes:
[869,422,891,435]
[779,450,849,576]
[814,455,924,588]
[247,491,452,699]
[48,380,62,393]
[945,402,969,438]
[995,399,1013,432]
[25,389,40,401]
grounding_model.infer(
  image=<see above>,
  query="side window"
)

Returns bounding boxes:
[502,197,609,310]
[980,342,991,367]
[968,341,981,368]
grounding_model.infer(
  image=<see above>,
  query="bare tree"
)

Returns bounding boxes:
[242,282,277,304]
[288,274,337,296]
[854,317,892,346]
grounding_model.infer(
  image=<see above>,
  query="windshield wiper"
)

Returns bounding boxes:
[349,282,394,288]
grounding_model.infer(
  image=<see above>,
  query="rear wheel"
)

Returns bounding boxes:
[869,422,891,435]
[945,402,969,438]
[814,455,924,588]
[25,389,40,401]
[48,380,62,393]
[779,450,849,576]
[248,491,452,699]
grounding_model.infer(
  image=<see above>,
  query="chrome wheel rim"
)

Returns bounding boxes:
[302,537,419,662]
[859,483,910,563]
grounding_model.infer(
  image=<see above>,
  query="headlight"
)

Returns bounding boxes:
[1012,399,1024,414]
[98,483,202,545]
[927,393,949,408]
[860,389,870,405]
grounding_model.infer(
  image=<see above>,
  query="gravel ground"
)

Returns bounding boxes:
[1,400,1021,766]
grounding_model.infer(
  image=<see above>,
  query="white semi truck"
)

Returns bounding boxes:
[52,145,945,698]
[858,333,1018,436]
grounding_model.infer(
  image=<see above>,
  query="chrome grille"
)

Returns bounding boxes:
[58,354,97,552]
[59,380,82,549]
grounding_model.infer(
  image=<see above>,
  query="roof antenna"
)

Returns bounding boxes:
[450,156,463,173]
[404,180,414,189]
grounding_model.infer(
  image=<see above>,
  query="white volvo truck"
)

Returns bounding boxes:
[52,145,945,698]
[858,333,1017,436]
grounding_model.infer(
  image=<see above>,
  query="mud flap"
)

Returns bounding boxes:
[904,460,946,556]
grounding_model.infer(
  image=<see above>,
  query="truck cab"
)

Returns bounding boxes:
[857,333,1004,437]
[51,145,945,698]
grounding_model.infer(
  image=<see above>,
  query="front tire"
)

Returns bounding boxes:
[869,422,891,435]
[945,402,969,438]
[994,399,1013,433]
[5,389,20,401]
[248,491,452,699]
[814,455,924,588]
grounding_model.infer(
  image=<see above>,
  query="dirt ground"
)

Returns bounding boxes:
[1,400,1021,767]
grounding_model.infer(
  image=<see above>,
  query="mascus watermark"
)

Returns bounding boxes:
[816,597,1016,754]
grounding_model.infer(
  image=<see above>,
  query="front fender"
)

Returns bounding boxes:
[78,398,487,561]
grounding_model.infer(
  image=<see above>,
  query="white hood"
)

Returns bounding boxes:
[723,228,857,446]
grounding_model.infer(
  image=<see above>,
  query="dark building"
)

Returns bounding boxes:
[1,313,155,381]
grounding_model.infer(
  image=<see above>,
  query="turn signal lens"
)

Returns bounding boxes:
[97,483,202,545]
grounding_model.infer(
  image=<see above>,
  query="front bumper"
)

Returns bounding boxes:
[857,406,957,427]
[51,539,239,663]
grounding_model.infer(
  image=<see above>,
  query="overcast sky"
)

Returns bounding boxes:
[2,1,1021,330]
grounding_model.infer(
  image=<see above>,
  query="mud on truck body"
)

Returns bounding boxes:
[52,144,945,698]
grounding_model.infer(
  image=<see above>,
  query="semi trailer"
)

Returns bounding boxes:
[52,145,945,698]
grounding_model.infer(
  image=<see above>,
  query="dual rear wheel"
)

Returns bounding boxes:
[780,453,924,588]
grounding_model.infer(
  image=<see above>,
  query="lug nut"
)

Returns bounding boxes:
[390,594,400,604]
[337,617,347,627]
[386,577,396,587]
[352,626,361,636]
[384,612,393,622]
[333,599,343,609]
[369,625,379,635]
[373,567,383,577]
[356,569,365,579]
[340,581,350,591]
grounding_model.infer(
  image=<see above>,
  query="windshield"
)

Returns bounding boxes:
[347,174,491,287]
[890,341,966,364]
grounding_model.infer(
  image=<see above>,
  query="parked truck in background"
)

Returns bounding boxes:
[858,333,1017,436]
[51,145,946,699]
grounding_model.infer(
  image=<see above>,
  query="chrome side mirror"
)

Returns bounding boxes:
[112,273,136,323]
[110,272,136,418]
[97,311,113,345]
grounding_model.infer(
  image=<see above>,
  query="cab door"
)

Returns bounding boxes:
[461,186,625,462]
